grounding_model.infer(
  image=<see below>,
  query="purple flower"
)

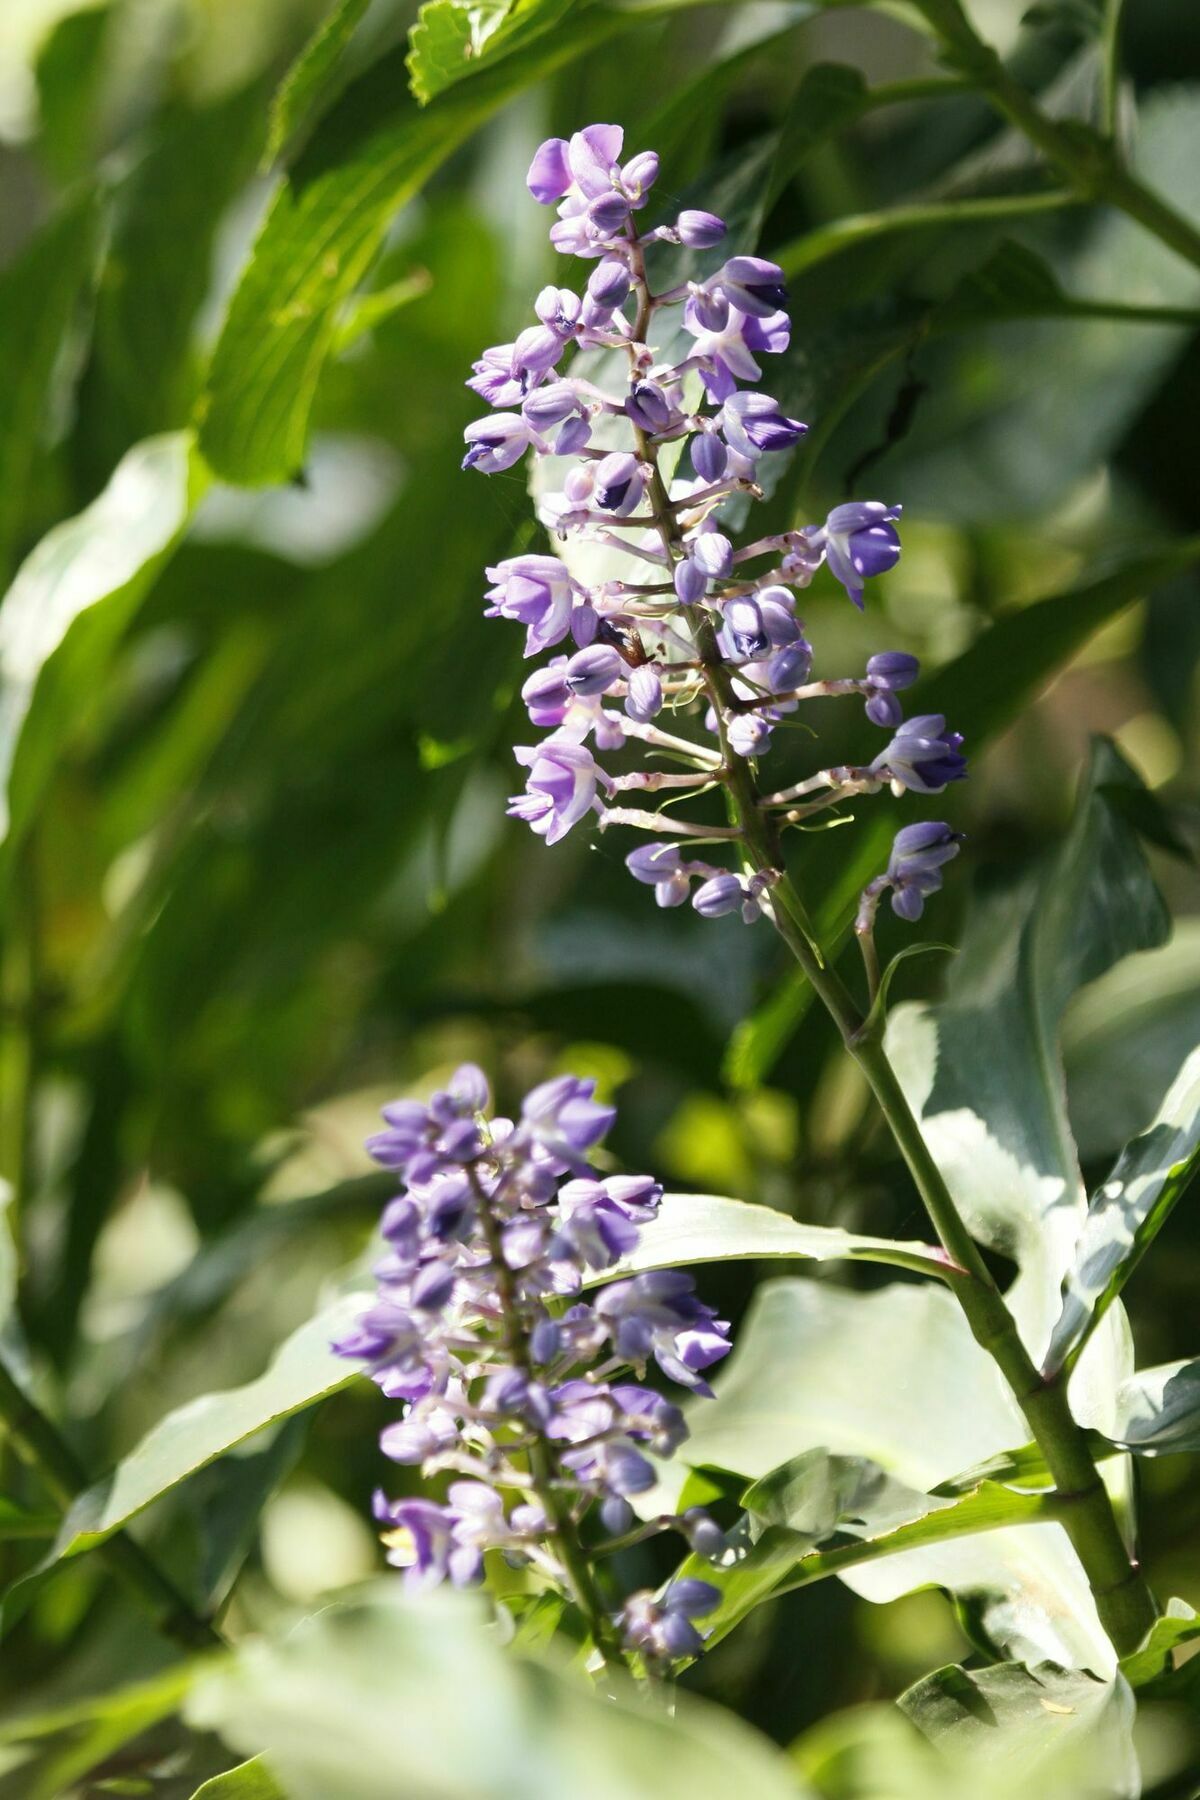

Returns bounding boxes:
[676,209,726,248]
[690,430,727,482]
[520,1073,616,1165]
[462,412,538,474]
[593,1270,732,1392]
[684,302,791,401]
[712,255,788,317]
[621,1578,721,1662]
[813,502,903,608]
[692,872,764,923]
[509,733,606,843]
[625,665,663,722]
[871,715,967,795]
[863,649,920,727]
[721,391,807,459]
[565,644,623,696]
[593,451,647,515]
[485,556,575,657]
[885,820,963,920]
[625,841,696,908]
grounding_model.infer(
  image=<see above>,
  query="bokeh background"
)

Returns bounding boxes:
[1,0,1200,1780]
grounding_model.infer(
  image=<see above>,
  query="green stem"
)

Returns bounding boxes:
[1100,0,1127,141]
[912,0,1200,273]
[622,246,1156,1656]
[0,1355,223,1652]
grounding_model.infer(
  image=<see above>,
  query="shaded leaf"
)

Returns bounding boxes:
[265,0,373,166]
[727,544,1200,1088]
[1046,1042,1200,1373]
[0,432,208,881]
[9,1290,365,1588]
[0,191,101,582]
[407,0,572,104]
[934,236,1200,333]
[885,740,1169,1364]
[678,1451,1057,1653]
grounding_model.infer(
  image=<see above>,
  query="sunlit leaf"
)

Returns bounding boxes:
[189,1585,808,1800]
[900,1660,1138,1798]
[611,1191,948,1280]
[189,1755,286,1799]
[661,1277,1116,1670]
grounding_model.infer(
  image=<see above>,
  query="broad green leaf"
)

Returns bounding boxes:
[83,85,267,474]
[12,1290,365,1580]
[676,1450,1057,1653]
[0,431,208,880]
[33,5,111,187]
[885,740,1168,1365]
[900,1661,1138,1798]
[1045,1042,1200,1373]
[190,1757,286,1799]
[727,544,1200,1088]
[610,1191,948,1280]
[189,1585,808,1800]
[664,1277,1116,1670]
[199,16,632,484]
[1118,1597,1200,1691]
[0,190,101,582]
[776,189,1079,284]
[407,0,573,104]
[265,0,373,165]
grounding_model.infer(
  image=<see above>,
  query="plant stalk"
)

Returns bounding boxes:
[622,243,1157,1658]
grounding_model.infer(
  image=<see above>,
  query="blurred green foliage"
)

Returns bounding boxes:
[1,0,1200,1793]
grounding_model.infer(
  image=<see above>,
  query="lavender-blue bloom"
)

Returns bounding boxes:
[460,119,959,940]
[871,714,967,795]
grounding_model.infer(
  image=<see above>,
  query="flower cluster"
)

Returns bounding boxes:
[334,1064,731,1664]
[463,122,967,939]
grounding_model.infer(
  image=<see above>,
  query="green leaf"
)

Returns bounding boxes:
[1065,922,1200,1161]
[1118,1597,1200,1691]
[265,0,373,166]
[608,1191,949,1281]
[676,1451,1058,1653]
[189,1757,286,1800]
[199,16,627,485]
[407,0,572,104]
[83,85,267,473]
[1109,1356,1200,1455]
[726,544,1200,1088]
[1045,1041,1200,1374]
[8,1290,365,1592]
[0,431,209,884]
[885,740,1169,1364]
[900,1661,1139,1797]
[934,237,1200,333]
[0,190,101,583]
[0,1665,197,1800]
[189,1586,807,1800]
[0,1498,57,1541]
[664,1277,1116,1669]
